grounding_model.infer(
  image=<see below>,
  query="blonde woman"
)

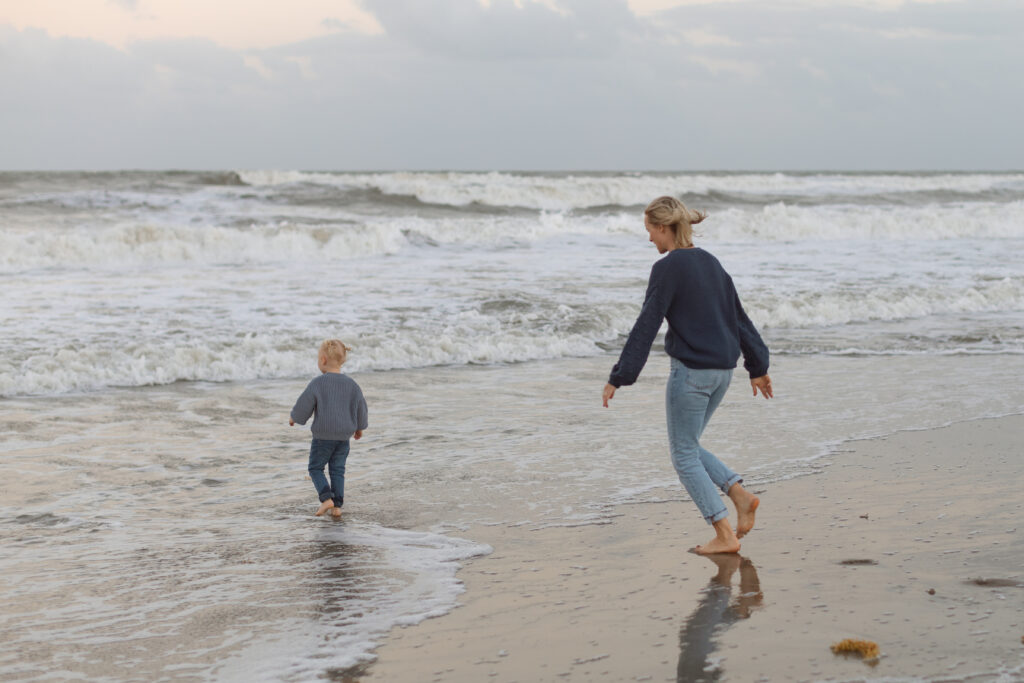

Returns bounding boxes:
[603,196,772,554]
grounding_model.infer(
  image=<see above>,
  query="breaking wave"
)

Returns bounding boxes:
[3,202,1023,272]
[3,276,1021,397]
[237,170,1024,210]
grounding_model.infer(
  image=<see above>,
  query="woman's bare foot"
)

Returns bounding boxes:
[694,518,741,555]
[694,537,741,555]
[729,484,760,539]
[330,507,342,518]
[315,499,335,516]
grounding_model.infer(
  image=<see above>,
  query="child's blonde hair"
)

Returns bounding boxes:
[319,339,351,366]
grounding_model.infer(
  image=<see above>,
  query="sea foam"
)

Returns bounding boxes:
[3,274,1022,397]
[2,202,1022,273]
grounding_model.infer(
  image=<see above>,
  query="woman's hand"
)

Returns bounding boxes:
[750,375,773,399]
[602,383,617,407]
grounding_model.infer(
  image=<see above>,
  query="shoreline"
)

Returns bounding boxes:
[362,414,1024,682]
[3,354,1023,682]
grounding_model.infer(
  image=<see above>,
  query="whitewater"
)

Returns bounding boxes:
[2,170,1023,397]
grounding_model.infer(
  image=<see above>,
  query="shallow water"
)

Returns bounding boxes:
[2,352,1023,679]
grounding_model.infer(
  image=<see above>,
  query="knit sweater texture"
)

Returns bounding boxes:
[608,247,769,387]
[290,372,368,440]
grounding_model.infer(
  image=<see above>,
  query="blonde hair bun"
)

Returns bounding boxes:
[645,196,706,249]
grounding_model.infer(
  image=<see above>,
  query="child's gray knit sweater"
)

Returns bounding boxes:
[291,373,368,440]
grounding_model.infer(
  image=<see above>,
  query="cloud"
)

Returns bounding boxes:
[874,26,971,40]
[1,0,1022,170]
[799,59,829,82]
[360,0,640,59]
[4,0,385,50]
[678,28,739,46]
[284,55,317,80]
[689,55,760,78]
[243,55,275,80]
[321,13,385,35]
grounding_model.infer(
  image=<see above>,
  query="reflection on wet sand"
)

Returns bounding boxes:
[677,555,764,682]
[310,526,389,682]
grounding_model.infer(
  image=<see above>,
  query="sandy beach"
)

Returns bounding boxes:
[364,415,1024,682]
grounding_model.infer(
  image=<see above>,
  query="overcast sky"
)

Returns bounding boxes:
[2,0,1022,171]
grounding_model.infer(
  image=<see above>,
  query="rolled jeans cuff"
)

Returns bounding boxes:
[706,507,729,525]
[722,475,742,494]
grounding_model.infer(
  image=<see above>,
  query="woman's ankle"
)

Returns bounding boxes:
[712,517,738,542]
[728,482,749,501]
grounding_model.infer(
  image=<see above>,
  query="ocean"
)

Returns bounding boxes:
[2,170,1022,681]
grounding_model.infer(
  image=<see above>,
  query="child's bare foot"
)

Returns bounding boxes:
[330,507,342,518]
[729,484,760,539]
[315,499,335,516]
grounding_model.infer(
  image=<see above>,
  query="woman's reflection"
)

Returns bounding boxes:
[677,555,764,682]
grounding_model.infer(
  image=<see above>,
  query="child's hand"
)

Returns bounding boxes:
[289,419,295,426]
[354,430,363,440]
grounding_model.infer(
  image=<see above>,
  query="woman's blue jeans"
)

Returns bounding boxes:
[308,438,350,507]
[666,359,742,525]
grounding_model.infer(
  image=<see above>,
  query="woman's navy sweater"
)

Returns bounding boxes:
[608,247,769,388]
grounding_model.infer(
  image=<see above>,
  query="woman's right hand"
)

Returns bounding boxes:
[602,383,616,407]
[750,375,773,399]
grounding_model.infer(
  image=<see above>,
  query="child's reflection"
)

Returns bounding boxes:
[677,555,764,682]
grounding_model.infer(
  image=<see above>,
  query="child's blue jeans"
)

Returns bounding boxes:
[308,438,350,507]
[666,359,742,525]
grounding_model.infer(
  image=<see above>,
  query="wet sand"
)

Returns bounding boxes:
[3,357,1022,681]
[364,415,1024,682]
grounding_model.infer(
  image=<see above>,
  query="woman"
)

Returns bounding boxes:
[603,196,772,555]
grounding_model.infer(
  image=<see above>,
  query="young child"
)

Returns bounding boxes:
[289,339,368,517]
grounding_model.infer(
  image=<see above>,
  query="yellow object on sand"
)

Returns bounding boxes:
[831,639,880,659]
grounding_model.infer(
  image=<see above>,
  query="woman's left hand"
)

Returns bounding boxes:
[602,383,616,407]
[750,375,773,399]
